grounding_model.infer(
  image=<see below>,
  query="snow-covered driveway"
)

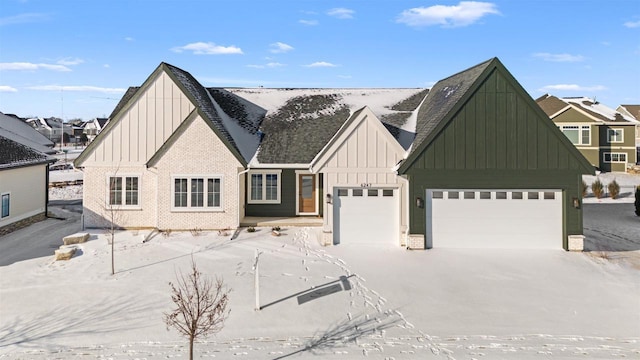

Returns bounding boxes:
[1,225,638,359]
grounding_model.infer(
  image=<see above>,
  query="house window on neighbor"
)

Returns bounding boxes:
[174,176,223,209]
[607,129,624,143]
[248,171,281,204]
[1,193,9,218]
[560,125,590,145]
[603,152,627,163]
[109,176,139,207]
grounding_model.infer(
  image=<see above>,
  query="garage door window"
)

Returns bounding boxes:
[528,192,539,200]
[496,191,507,199]
[464,191,475,199]
[353,189,363,196]
[544,192,555,200]
[338,189,348,197]
[448,191,459,199]
[433,191,444,199]
[382,189,394,197]
[512,191,523,199]
[479,191,491,199]
[368,189,378,197]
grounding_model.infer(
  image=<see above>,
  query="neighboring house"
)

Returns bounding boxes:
[537,95,639,172]
[616,104,640,162]
[26,117,74,144]
[82,118,109,142]
[0,135,55,233]
[0,112,56,154]
[75,58,593,250]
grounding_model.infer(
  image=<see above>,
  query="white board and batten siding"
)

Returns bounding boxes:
[82,71,194,166]
[312,107,408,246]
[426,189,563,249]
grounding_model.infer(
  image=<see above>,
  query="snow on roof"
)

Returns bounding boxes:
[226,88,426,118]
[563,97,639,124]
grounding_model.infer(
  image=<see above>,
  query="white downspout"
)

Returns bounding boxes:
[237,166,250,228]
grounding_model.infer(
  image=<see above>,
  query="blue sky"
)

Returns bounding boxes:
[0,0,639,120]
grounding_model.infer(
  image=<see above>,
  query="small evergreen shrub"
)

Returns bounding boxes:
[247,226,256,233]
[581,180,588,198]
[635,186,640,216]
[607,180,620,199]
[591,179,604,199]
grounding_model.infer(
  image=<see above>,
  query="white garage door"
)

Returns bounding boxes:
[333,188,399,245]
[427,189,562,249]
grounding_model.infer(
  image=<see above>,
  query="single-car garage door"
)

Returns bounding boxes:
[333,188,399,245]
[427,189,562,249]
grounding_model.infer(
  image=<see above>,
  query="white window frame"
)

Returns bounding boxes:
[607,128,624,143]
[248,170,282,204]
[171,175,223,211]
[603,152,627,163]
[559,125,590,145]
[106,174,141,209]
[1,192,10,218]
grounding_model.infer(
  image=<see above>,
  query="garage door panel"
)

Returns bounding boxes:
[428,190,562,249]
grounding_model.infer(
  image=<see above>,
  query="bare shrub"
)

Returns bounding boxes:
[591,179,604,199]
[607,179,620,199]
[581,180,588,198]
[164,258,230,360]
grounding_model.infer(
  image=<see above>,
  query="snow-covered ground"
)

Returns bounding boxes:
[1,224,638,359]
[582,172,640,204]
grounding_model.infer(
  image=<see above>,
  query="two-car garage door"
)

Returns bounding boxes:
[427,189,562,249]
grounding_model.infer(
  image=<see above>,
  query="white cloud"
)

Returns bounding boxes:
[0,62,71,72]
[0,85,18,92]
[0,13,49,26]
[247,62,286,69]
[533,53,584,62]
[539,84,607,92]
[304,62,338,68]
[397,1,499,28]
[125,37,135,42]
[269,42,294,54]
[171,42,243,55]
[299,19,319,26]
[57,57,84,66]
[27,85,127,93]
[103,64,110,68]
[327,8,355,19]
[624,20,640,28]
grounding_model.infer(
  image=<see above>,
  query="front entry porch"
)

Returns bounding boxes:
[240,216,323,227]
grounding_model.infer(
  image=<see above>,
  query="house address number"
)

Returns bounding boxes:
[360,183,371,187]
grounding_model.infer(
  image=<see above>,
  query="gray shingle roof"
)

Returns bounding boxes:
[108,87,139,120]
[163,63,260,163]
[0,112,56,154]
[408,58,493,158]
[0,135,53,169]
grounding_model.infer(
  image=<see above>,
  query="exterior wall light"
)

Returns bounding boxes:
[416,197,424,208]
[572,197,580,209]
[326,194,332,204]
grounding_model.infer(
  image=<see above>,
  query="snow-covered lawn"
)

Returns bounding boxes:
[1,226,638,359]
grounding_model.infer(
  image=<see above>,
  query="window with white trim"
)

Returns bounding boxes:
[603,152,627,163]
[108,176,140,207]
[607,128,624,143]
[173,176,222,209]
[248,171,281,204]
[1,193,9,218]
[559,125,590,145]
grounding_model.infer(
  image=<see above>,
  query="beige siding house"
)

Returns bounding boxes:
[537,95,639,172]
[0,136,54,233]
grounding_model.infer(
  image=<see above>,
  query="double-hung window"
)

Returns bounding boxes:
[1,193,9,218]
[603,152,627,163]
[560,125,590,145]
[607,128,624,143]
[108,175,140,207]
[173,176,222,210]
[248,171,281,204]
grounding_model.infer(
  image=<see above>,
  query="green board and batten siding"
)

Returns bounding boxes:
[399,59,594,250]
